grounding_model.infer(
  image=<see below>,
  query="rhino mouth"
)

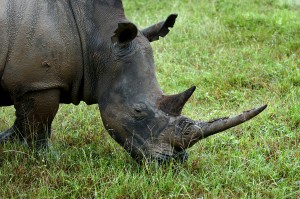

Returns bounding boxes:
[147,149,189,165]
[162,150,189,163]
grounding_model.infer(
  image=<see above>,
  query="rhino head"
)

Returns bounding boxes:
[98,14,267,163]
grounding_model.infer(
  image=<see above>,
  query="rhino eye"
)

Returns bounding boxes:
[132,103,146,111]
[131,103,148,120]
[134,108,142,113]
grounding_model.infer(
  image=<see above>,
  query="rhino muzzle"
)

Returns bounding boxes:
[143,104,267,163]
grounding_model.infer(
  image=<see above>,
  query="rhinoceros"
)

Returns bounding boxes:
[0,0,266,162]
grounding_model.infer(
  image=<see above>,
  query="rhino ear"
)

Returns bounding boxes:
[142,14,178,42]
[112,23,138,44]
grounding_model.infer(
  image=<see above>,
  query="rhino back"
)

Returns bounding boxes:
[0,0,83,104]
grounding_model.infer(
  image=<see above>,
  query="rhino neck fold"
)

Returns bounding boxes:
[69,0,127,105]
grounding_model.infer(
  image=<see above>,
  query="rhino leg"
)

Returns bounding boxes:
[0,89,60,149]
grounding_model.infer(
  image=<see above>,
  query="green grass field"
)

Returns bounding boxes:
[1,0,300,198]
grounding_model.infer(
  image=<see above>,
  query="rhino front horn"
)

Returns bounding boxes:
[158,86,196,116]
[174,105,267,149]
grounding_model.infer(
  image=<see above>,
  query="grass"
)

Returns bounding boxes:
[1,0,300,198]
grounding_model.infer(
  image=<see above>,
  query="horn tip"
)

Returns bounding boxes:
[256,104,268,112]
[243,104,267,120]
[170,14,178,18]
[190,85,196,93]
[185,86,196,97]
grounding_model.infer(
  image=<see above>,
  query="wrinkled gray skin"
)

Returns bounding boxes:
[0,0,267,163]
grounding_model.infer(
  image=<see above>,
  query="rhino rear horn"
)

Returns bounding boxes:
[158,86,196,116]
[112,23,138,44]
[142,14,178,42]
